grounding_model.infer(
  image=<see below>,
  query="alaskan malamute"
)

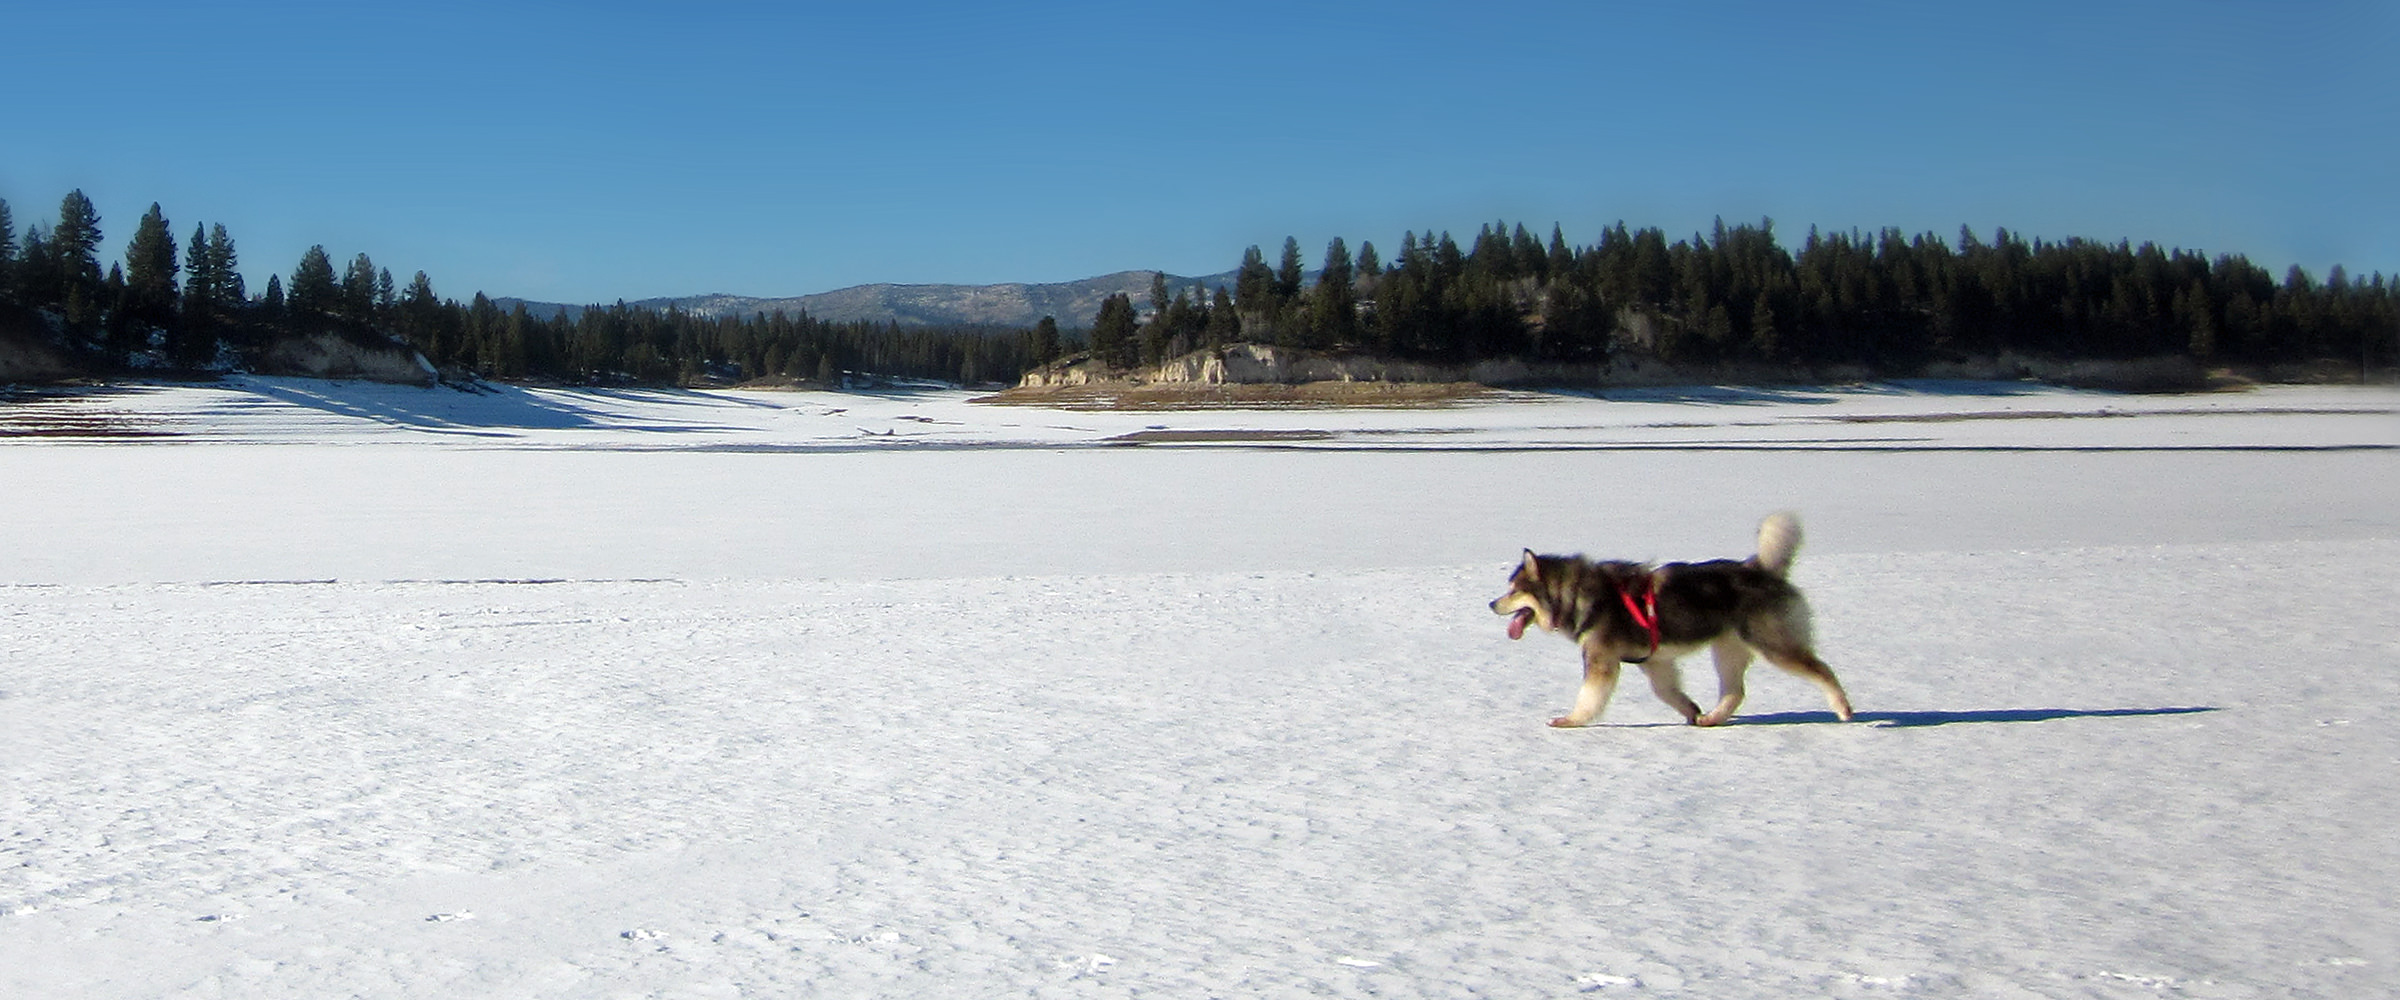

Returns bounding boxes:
[1490,512,1854,728]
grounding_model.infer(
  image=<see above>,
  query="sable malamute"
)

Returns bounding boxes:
[1489,512,1854,728]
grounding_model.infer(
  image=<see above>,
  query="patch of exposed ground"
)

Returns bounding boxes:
[1103,428,1339,444]
[974,381,1512,410]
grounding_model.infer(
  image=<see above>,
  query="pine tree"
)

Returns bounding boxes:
[174,223,235,368]
[341,252,378,320]
[52,190,103,284]
[1032,315,1060,362]
[1171,290,1208,353]
[182,223,219,317]
[50,190,104,320]
[1274,237,1304,308]
[1309,237,1356,347]
[1206,286,1240,346]
[1141,293,1175,364]
[1512,223,1546,283]
[0,197,16,302]
[1089,293,1138,368]
[1234,245,1273,321]
[19,227,51,292]
[208,225,243,303]
[498,302,532,377]
[123,203,180,332]
[464,291,502,371]
[101,263,139,355]
[396,270,441,357]
[1433,231,1464,281]
[289,245,338,319]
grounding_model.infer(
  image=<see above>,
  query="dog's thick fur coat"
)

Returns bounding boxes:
[1489,512,1854,728]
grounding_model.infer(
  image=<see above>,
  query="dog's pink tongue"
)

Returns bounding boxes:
[1507,608,1532,640]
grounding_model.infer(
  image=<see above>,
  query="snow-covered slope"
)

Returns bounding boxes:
[3,380,2394,997]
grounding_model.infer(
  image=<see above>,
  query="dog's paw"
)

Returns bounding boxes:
[1694,714,1730,727]
[1548,716,1585,728]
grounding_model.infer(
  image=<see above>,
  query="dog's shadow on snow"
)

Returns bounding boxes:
[1735,706,2221,728]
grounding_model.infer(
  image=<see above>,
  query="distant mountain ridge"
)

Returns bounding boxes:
[496,270,1242,330]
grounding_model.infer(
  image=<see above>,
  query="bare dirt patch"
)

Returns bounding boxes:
[1104,428,1339,444]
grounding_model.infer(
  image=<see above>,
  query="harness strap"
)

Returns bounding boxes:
[1618,573,1661,663]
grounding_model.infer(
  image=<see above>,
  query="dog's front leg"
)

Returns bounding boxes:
[1639,657,1704,725]
[1553,644,1622,727]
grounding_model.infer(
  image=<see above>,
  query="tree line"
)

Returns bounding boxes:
[5,187,2391,389]
[393,294,1042,387]
[0,189,1046,386]
[1080,220,2398,376]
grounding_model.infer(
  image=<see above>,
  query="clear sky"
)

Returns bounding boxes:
[4,1,2393,306]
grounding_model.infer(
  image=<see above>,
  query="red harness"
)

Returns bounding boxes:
[1619,573,1661,663]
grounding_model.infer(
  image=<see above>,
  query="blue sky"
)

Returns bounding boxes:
[4,1,2393,306]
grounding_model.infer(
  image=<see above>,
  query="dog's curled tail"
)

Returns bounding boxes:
[1754,511,1804,576]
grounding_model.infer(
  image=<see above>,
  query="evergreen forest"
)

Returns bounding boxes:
[1099,221,2398,378]
[2,188,2392,389]
[0,190,1043,387]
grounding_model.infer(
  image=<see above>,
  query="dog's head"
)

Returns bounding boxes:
[1489,549,1557,640]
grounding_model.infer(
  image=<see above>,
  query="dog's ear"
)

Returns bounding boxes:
[1518,549,1541,581]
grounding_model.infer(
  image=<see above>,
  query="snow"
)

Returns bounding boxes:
[3,377,2396,998]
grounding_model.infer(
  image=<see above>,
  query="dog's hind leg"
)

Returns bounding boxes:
[1696,637,1753,727]
[1553,646,1622,727]
[1760,647,1854,721]
[1740,604,1855,722]
[1639,657,1703,725]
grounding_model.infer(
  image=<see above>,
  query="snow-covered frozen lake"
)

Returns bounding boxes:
[4,377,2396,997]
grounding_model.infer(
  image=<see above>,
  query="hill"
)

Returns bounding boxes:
[496,270,1241,329]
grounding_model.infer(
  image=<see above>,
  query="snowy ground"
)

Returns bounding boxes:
[2,378,2396,997]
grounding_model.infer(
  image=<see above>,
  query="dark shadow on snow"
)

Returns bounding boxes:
[1566,385,1847,406]
[1734,705,2222,728]
[1538,379,2081,406]
[232,379,751,435]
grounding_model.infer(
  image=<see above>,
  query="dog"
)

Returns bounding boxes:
[1489,512,1853,728]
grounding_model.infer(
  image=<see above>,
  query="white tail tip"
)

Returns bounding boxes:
[1756,511,1803,575]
